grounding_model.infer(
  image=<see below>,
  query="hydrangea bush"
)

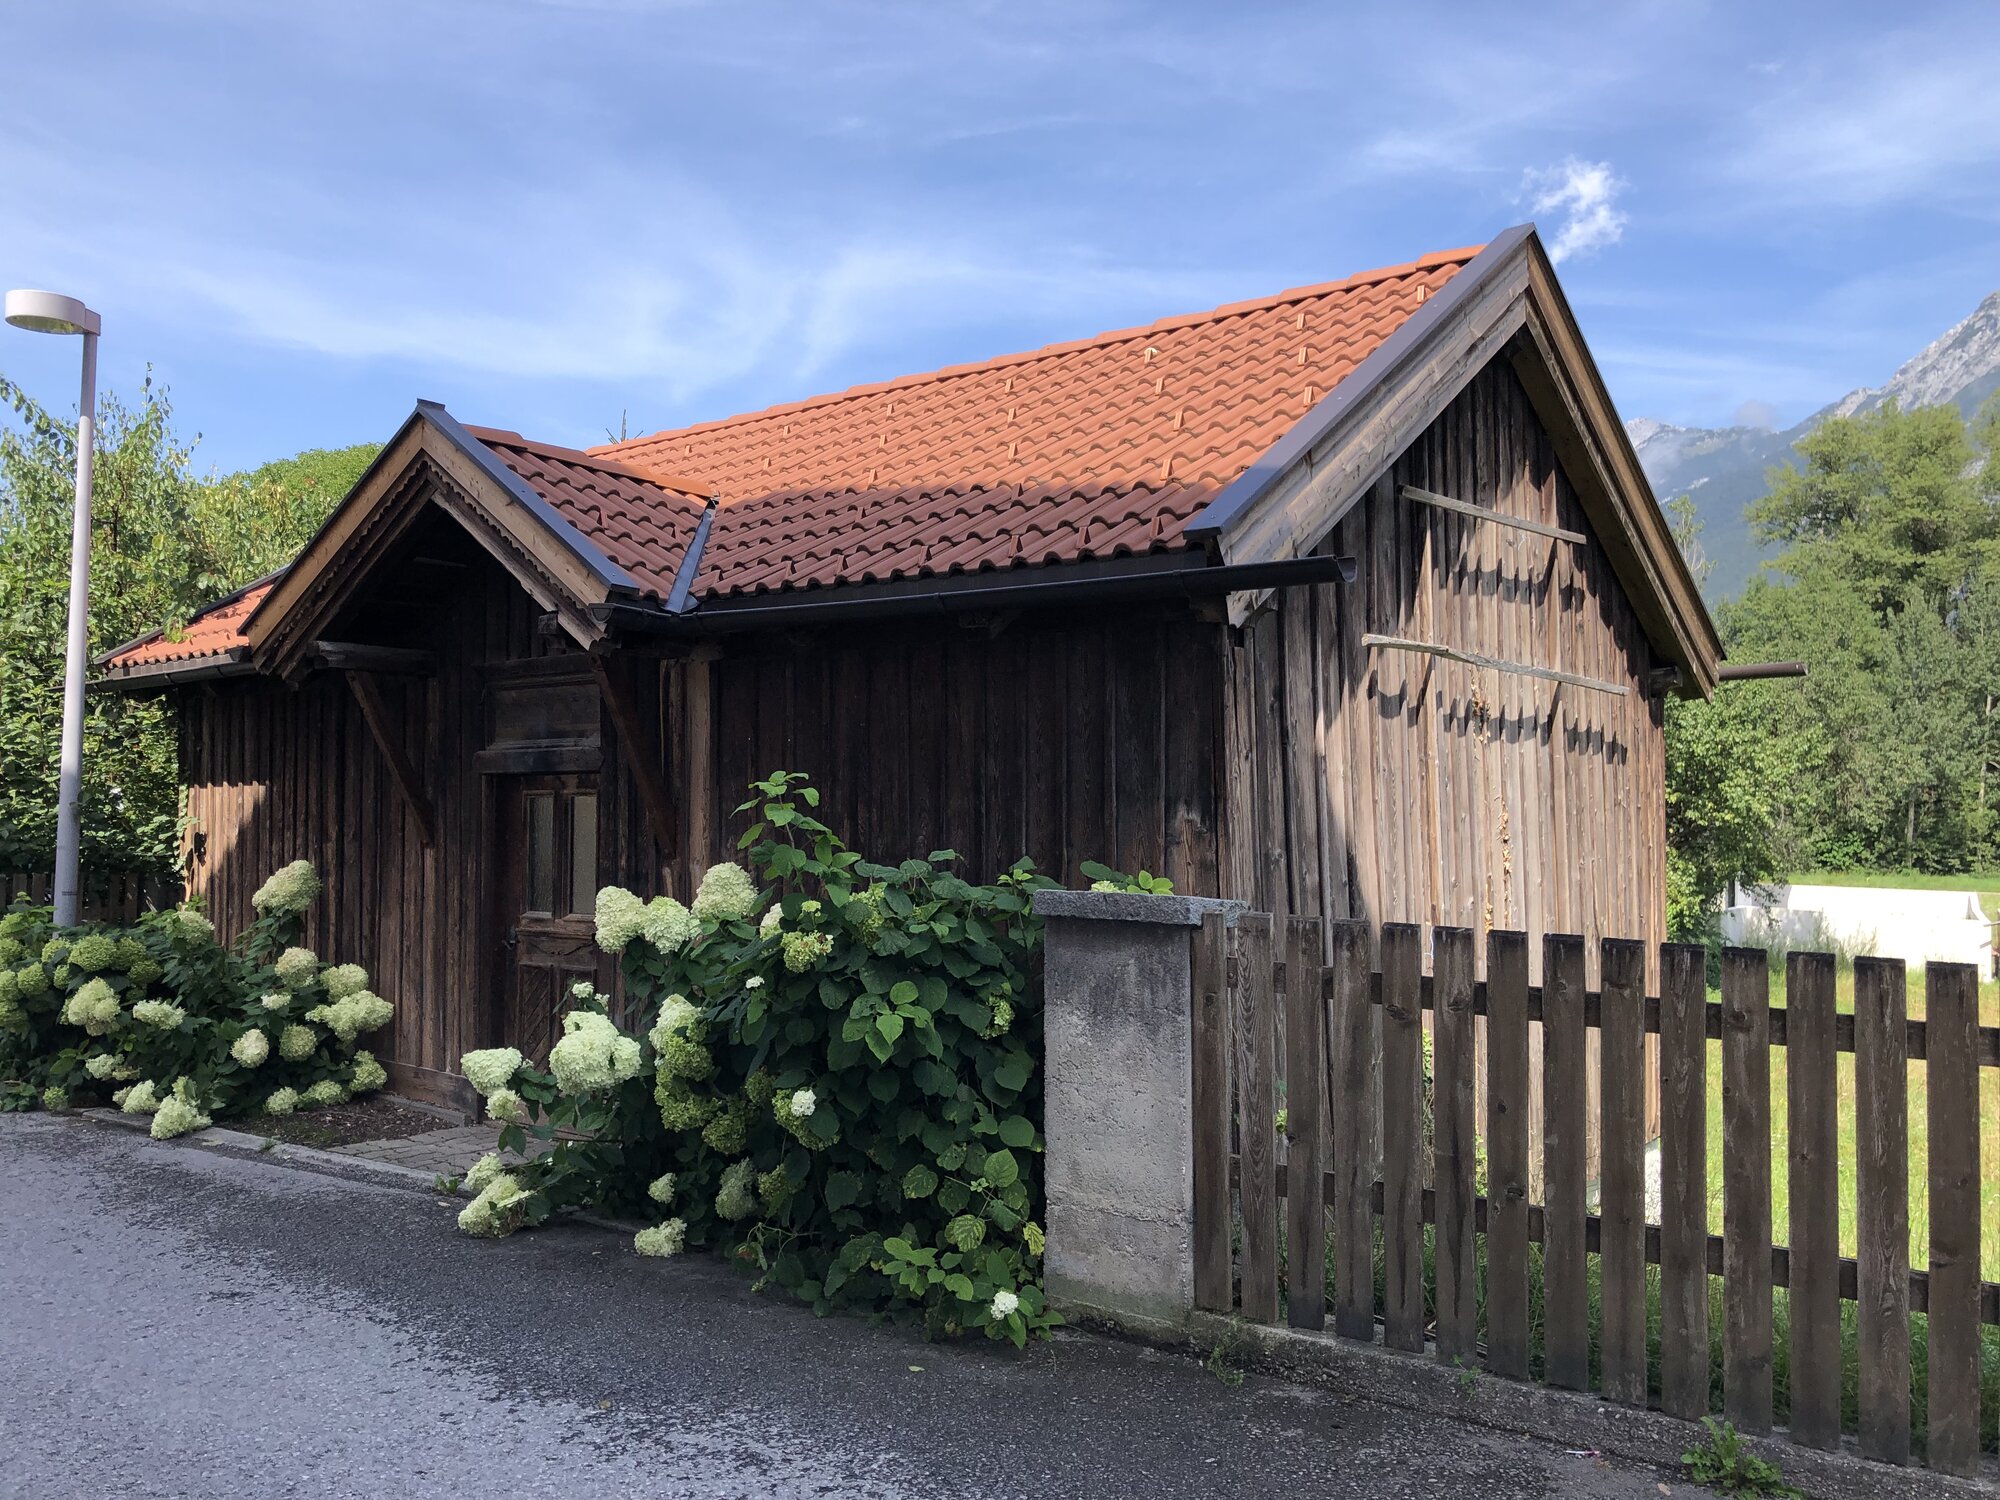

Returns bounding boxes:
[0,859,392,1131]
[459,772,1062,1346]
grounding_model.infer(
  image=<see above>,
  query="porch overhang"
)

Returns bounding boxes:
[243,401,647,682]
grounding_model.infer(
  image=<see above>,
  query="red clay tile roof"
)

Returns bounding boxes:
[603,246,1477,598]
[464,428,710,599]
[102,243,1480,670]
[97,579,274,672]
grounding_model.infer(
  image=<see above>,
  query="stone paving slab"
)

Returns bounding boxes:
[331,1122,547,1178]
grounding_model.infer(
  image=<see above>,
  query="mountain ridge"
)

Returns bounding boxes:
[1629,289,2000,598]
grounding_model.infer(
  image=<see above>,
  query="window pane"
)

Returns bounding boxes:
[525,793,555,914]
[569,793,598,916]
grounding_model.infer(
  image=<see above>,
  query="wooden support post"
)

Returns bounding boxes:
[592,653,680,856]
[342,670,436,846]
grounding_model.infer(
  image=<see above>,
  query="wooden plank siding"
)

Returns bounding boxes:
[1224,358,1666,973]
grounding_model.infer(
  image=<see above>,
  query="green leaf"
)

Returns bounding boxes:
[996,1115,1037,1148]
[901,1164,939,1199]
[825,1171,863,1210]
[876,1012,904,1045]
[982,1148,1020,1188]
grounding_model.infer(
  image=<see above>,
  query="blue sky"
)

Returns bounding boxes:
[4,0,1998,475]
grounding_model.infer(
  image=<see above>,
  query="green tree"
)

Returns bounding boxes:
[1750,400,1999,617]
[0,373,367,878]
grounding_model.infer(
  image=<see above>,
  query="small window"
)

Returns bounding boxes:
[525,792,556,915]
[569,793,598,917]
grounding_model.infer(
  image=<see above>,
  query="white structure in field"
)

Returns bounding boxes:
[1722,882,1995,973]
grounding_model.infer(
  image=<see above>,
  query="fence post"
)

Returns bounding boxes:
[1030,888,1246,1332]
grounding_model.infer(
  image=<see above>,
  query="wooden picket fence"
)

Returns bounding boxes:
[1193,913,1995,1479]
[1,869,181,923]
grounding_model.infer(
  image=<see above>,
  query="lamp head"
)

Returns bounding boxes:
[5,289,100,337]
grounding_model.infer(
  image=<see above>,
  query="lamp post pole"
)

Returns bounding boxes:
[5,289,102,928]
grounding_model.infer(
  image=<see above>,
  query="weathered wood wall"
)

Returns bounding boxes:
[608,608,1228,902]
[1223,357,1668,982]
[180,541,567,1102]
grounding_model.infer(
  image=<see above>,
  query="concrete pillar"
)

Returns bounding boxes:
[1031,889,1246,1331]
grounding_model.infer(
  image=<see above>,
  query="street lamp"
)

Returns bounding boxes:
[6,289,101,928]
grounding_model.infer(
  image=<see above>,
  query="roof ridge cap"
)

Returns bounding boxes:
[595,243,1485,462]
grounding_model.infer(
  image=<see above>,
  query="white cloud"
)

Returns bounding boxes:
[1524,158,1628,263]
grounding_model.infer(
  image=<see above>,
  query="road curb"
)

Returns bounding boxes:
[1089,1307,1997,1500]
[78,1108,456,1195]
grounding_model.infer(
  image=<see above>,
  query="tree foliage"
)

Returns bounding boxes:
[0,371,372,875]
[1664,395,2000,933]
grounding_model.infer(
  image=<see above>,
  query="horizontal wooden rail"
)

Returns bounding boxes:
[1399,483,1588,546]
[1231,1157,2000,1326]
[1230,957,2000,1065]
[1361,633,1630,697]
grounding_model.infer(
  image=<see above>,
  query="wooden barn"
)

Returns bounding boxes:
[99,224,1721,1108]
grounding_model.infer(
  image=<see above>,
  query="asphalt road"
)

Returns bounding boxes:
[0,1115,1697,1499]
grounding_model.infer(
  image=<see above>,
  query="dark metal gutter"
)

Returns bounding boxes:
[415,399,644,598]
[596,550,1356,638]
[1183,223,1536,545]
[1717,661,1807,681]
[91,650,260,694]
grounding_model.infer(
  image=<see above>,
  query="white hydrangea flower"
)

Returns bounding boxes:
[647,995,700,1049]
[457,1174,529,1238]
[348,1051,388,1095]
[594,886,648,954]
[151,1094,212,1140]
[231,1028,270,1067]
[714,1159,758,1221]
[789,1088,817,1119]
[460,1046,524,1098]
[744,976,765,991]
[463,1153,507,1194]
[301,1079,347,1108]
[84,1052,121,1080]
[120,1080,162,1114]
[278,1024,317,1062]
[321,964,370,1000]
[252,859,322,915]
[273,947,318,988]
[487,1087,529,1124]
[569,978,599,1003]
[304,991,394,1043]
[260,992,291,1013]
[633,1219,687,1258]
[691,862,760,924]
[131,998,187,1030]
[647,1172,677,1206]
[640,897,701,955]
[759,906,783,938]
[263,1087,300,1116]
[990,1289,1020,1319]
[548,1010,643,1096]
[174,907,214,941]
[60,978,122,1036]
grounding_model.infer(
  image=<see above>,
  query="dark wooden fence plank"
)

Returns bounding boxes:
[1855,955,1911,1466]
[1658,942,1710,1421]
[1542,933,1589,1390]
[1785,950,1841,1451]
[1484,930,1531,1379]
[1598,937,1647,1406]
[1432,925,1477,1364]
[1234,913,1280,1324]
[1284,915,1327,1331]
[1191,911,1233,1314]
[1381,923,1425,1353]
[1925,962,1980,1476]
[1331,919,1377,1342]
[1721,946,1774,1434]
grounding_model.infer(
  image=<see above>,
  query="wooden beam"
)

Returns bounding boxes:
[1399,484,1587,546]
[342,670,437,845]
[311,640,438,675]
[591,653,679,854]
[1362,633,1630,697]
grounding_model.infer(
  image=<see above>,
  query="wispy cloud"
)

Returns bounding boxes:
[1524,158,1628,263]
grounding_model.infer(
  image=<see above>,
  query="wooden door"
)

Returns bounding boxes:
[490,774,601,1060]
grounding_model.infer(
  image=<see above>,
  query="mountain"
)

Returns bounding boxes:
[1629,290,2000,599]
